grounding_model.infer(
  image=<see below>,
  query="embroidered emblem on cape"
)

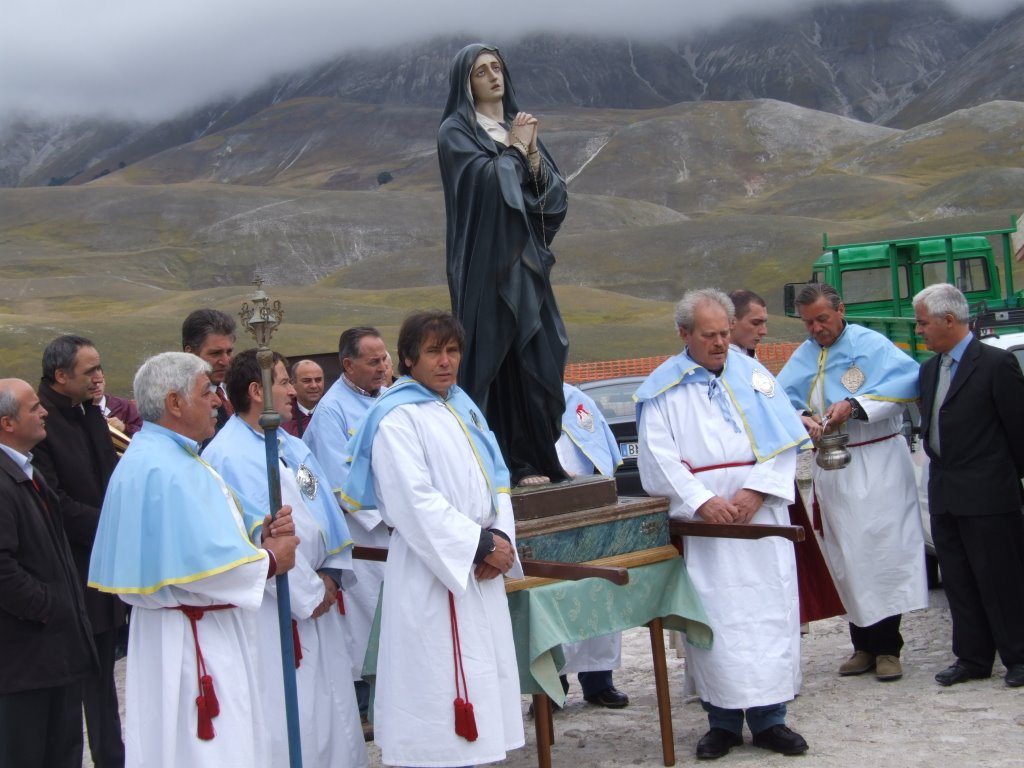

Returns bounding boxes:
[470,410,482,429]
[751,370,776,397]
[841,364,866,393]
[296,463,318,500]
[575,403,596,432]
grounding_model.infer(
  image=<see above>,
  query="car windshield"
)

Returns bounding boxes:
[579,380,641,421]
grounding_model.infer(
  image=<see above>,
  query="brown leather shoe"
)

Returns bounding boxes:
[875,654,903,681]
[839,650,875,676]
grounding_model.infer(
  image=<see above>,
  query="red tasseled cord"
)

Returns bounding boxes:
[196,694,215,740]
[200,674,220,718]
[449,591,478,742]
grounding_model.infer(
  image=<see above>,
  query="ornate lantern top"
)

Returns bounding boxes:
[239,276,284,348]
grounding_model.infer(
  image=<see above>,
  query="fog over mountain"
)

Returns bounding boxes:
[3,0,1022,122]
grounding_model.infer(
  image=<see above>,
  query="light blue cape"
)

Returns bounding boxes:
[203,416,354,559]
[88,422,266,594]
[635,349,811,462]
[561,383,623,477]
[777,323,919,412]
[340,377,510,512]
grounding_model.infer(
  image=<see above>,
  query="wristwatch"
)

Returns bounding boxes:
[846,398,865,420]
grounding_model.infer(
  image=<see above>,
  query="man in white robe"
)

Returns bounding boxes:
[638,289,811,760]
[304,326,390,723]
[203,349,367,768]
[342,310,524,767]
[554,382,629,708]
[778,283,928,683]
[87,352,298,768]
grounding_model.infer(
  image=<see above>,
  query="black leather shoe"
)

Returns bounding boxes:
[1005,664,1024,687]
[752,724,809,755]
[696,728,743,759]
[935,662,990,687]
[583,686,630,709]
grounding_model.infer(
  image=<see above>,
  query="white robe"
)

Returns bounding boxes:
[254,467,367,768]
[370,400,525,767]
[638,382,800,710]
[120,557,270,767]
[304,377,389,680]
[554,433,623,675]
[807,383,929,627]
[204,418,368,768]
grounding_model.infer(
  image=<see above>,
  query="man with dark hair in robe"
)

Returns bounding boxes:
[439,43,569,486]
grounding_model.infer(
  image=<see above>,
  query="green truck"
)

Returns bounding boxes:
[783,216,1024,361]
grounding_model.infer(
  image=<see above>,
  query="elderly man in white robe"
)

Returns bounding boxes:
[777,282,927,683]
[637,289,811,760]
[87,352,298,768]
[203,349,367,768]
[304,326,391,727]
[342,310,524,768]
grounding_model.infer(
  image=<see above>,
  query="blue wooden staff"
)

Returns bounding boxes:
[241,281,303,768]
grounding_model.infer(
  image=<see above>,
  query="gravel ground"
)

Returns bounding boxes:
[92,586,1024,768]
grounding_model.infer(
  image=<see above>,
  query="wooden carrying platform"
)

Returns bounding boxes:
[508,485,680,768]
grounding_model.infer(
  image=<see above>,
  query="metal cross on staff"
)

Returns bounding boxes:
[239,276,303,768]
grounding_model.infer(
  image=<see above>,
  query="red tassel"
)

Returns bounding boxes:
[196,695,215,740]
[291,619,303,669]
[337,590,345,615]
[200,674,220,718]
[454,697,478,742]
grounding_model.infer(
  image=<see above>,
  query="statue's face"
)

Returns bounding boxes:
[469,51,504,107]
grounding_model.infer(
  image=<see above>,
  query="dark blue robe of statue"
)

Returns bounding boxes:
[438,43,569,484]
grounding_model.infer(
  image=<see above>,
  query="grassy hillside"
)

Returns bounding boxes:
[2,98,1022,395]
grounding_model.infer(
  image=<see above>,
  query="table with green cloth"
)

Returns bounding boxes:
[506,556,712,706]
[361,555,712,766]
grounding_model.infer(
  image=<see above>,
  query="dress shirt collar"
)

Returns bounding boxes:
[945,331,973,379]
[341,374,380,399]
[947,331,973,365]
[0,443,34,481]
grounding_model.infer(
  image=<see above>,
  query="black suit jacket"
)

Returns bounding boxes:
[919,337,1024,516]
[33,380,125,633]
[0,451,97,694]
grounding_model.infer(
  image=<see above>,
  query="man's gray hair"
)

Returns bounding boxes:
[0,384,19,420]
[794,283,842,310]
[133,352,211,422]
[913,283,970,324]
[674,288,735,332]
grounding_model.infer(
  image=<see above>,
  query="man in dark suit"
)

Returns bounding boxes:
[0,378,98,768]
[281,358,324,437]
[181,308,236,445]
[913,283,1024,688]
[32,336,125,767]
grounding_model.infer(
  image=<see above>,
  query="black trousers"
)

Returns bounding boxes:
[559,670,614,698]
[83,628,125,768]
[849,614,903,656]
[931,511,1024,674]
[0,681,83,768]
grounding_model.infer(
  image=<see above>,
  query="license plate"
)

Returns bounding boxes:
[619,442,639,458]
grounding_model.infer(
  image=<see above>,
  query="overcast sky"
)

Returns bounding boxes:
[2,0,1020,123]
